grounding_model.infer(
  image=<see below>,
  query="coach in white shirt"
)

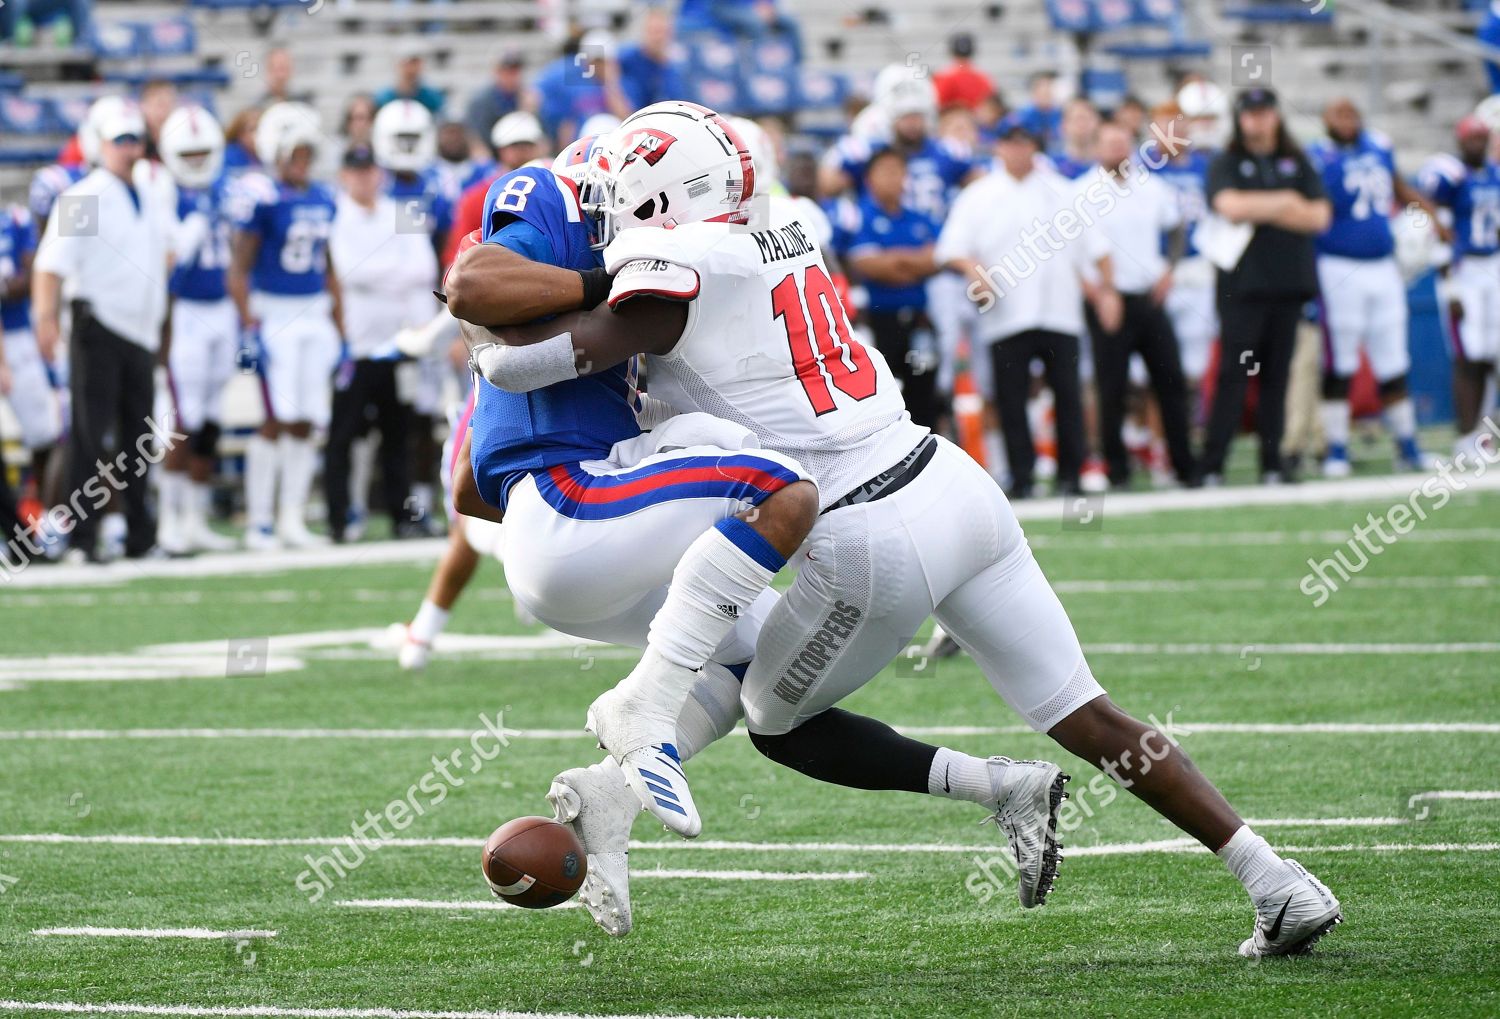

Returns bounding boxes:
[936,117,1120,498]
[32,100,173,561]
[1082,121,1197,488]
[323,144,440,542]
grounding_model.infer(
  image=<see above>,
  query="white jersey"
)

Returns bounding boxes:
[603,197,928,509]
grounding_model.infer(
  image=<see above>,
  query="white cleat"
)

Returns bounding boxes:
[189,521,237,553]
[1238,860,1342,958]
[277,519,328,549]
[981,757,1068,908]
[1322,456,1353,479]
[244,524,279,552]
[547,761,640,937]
[387,622,431,671]
[586,678,701,839]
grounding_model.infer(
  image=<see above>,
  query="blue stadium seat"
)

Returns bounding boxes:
[742,70,797,116]
[750,36,798,74]
[0,95,62,136]
[103,69,231,88]
[680,32,741,78]
[1224,1,1333,23]
[691,73,742,114]
[1132,0,1181,26]
[145,16,197,57]
[0,148,65,165]
[0,72,25,92]
[1082,68,1129,109]
[87,21,146,60]
[50,95,97,134]
[798,68,849,112]
[1102,41,1213,59]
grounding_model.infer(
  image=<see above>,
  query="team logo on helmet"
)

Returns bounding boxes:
[620,128,678,167]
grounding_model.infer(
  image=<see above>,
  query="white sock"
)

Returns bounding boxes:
[277,435,316,526]
[1320,400,1351,450]
[927,747,995,804]
[245,435,278,531]
[1217,824,1288,901]
[190,481,212,532]
[348,436,374,517]
[646,519,784,671]
[1385,397,1417,442]
[409,599,450,644]
[674,661,745,760]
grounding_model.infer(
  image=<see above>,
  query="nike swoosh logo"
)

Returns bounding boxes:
[943,763,951,794]
[1264,894,1294,941]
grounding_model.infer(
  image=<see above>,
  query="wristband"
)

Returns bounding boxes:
[579,268,613,310]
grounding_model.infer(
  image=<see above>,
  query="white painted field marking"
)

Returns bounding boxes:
[32,928,276,940]
[337,898,580,912]
[1051,575,1500,594]
[1408,790,1500,801]
[0,1001,717,1019]
[1082,641,1500,655]
[1030,527,1500,549]
[632,868,868,881]
[4,721,1498,742]
[0,589,512,609]
[1244,817,1408,827]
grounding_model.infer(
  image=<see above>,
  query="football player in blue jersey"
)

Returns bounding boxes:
[1421,115,1500,461]
[228,102,343,550]
[1310,98,1442,477]
[158,105,239,555]
[0,202,64,512]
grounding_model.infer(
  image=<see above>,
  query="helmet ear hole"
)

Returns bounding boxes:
[633,199,656,221]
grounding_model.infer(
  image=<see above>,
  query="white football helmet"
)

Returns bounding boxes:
[78,94,135,167]
[1176,80,1230,150]
[373,99,435,174]
[159,106,225,189]
[255,101,322,168]
[583,101,756,249]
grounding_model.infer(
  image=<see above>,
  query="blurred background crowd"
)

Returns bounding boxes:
[3,0,1500,566]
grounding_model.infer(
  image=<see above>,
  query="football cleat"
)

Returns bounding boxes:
[277,518,328,549]
[387,622,431,671]
[919,624,963,662]
[244,524,279,551]
[188,519,237,553]
[1322,455,1352,479]
[1238,860,1342,958]
[980,757,1068,908]
[547,761,640,936]
[586,679,701,839]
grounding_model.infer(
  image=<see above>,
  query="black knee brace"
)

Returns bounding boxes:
[1320,373,1351,401]
[190,422,221,460]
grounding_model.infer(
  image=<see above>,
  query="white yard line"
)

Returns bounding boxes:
[0,1001,718,1019]
[337,898,580,912]
[1051,575,1500,593]
[1082,641,1500,654]
[5,721,1497,741]
[32,928,276,940]
[1408,791,1500,801]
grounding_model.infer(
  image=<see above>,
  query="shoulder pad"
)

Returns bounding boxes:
[606,256,701,308]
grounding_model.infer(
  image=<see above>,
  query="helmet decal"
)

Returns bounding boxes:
[620,128,679,168]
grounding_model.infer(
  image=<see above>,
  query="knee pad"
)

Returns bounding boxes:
[1377,375,1408,401]
[1320,373,1351,401]
[190,422,221,460]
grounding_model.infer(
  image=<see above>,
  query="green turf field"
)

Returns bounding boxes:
[1,489,1498,1019]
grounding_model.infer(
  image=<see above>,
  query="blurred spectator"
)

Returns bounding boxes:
[1084,121,1196,488]
[1199,88,1330,485]
[223,106,262,175]
[844,149,943,428]
[618,7,687,109]
[464,50,527,147]
[342,94,378,149]
[442,111,545,267]
[138,79,178,163]
[1017,71,1063,151]
[32,102,171,561]
[1481,1,1500,94]
[1051,97,1099,179]
[678,0,802,61]
[534,31,631,150]
[375,42,446,114]
[974,92,1007,139]
[260,46,312,105]
[0,0,91,46]
[1113,95,1148,140]
[325,146,434,543]
[933,32,995,112]
[936,118,1119,498]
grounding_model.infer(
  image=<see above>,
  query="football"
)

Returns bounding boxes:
[481,816,587,908]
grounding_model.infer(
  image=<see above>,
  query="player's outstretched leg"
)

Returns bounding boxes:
[749,708,1068,908]
[587,479,818,838]
[393,520,482,671]
[1047,695,1342,956]
[555,660,743,935]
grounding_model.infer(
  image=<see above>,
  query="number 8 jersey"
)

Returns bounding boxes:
[603,195,927,509]
[230,172,337,295]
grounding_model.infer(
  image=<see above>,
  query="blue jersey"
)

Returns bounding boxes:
[1422,156,1500,260]
[845,197,939,312]
[1049,153,1094,180]
[29,162,86,224]
[0,205,37,332]
[469,166,642,512]
[829,134,974,222]
[1308,132,1398,259]
[231,173,337,296]
[170,178,234,302]
[1149,150,1212,258]
[384,166,453,240]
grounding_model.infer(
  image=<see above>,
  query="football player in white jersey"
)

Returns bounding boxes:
[468,102,1342,957]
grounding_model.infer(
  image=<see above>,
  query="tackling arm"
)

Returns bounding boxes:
[444,239,603,326]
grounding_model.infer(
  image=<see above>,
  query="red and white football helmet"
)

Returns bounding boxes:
[582,101,756,249]
[160,105,225,189]
[372,99,435,174]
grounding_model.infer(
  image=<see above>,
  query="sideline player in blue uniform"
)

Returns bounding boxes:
[1420,115,1500,460]
[159,106,240,554]
[228,102,342,550]
[1309,99,1439,475]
